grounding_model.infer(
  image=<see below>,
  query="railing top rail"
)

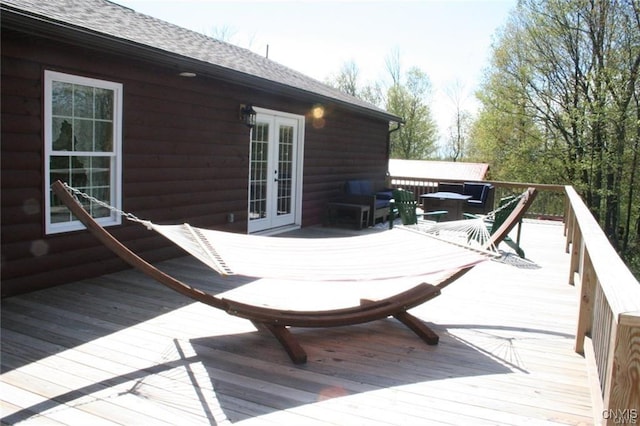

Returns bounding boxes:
[389,176,565,193]
[565,185,640,323]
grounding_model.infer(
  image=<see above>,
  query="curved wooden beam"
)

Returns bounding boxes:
[51,180,229,311]
[51,181,447,363]
[51,180,442,326]
[52,183,537,363]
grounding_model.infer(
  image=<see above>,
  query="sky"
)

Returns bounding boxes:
[113,0,516,142]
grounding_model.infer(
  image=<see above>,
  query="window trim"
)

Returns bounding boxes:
[44,70,123,234]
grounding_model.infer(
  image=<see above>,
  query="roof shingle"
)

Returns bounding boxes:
[1,0,399,121]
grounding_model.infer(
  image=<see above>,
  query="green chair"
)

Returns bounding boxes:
[465,194,527,257]
[389,189,447,229]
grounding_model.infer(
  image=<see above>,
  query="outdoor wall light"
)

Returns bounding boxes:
[239,104,257,128]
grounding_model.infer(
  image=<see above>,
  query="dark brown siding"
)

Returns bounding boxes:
[1,29,390,296]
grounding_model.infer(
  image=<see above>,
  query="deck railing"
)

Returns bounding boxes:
[565,186,640,425]
[389,176,640,424]
[389,176,566,219]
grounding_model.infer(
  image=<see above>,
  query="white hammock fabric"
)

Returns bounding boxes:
[59,181,496,285]
[148,223,492,283]
[403,217,498,253]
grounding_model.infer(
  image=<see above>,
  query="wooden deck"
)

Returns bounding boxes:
[1,220,595,425]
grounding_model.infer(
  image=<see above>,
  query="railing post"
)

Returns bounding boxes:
[601,312,640,425]
[575,249,595,355]
[568,222,582,286]
[565,206,575,253]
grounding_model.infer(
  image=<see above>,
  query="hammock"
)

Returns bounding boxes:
[51,180,537,363]
[149,223,492,282]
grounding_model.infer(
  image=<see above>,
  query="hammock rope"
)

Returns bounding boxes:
[185,223,234,276]
[403,218,497,253]
[485,193,524,221]
[61,182,150,227]
[401,192,526,254]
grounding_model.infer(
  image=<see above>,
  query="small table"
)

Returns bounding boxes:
[420,192,472,221]
[326,202,370,229]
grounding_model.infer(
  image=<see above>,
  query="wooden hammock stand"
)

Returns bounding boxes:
[51,181,537,364]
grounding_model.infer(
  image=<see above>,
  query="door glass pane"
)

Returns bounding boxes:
[277,124,294,216]
[249,123,269,221]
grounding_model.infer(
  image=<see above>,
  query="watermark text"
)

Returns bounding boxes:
[603,409,638,424]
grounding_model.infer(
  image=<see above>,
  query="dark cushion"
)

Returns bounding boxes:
[345,180,362,194]
[375,198,390,209]
[464,183,494,208]
[359,180,373,195]
[438,182,464,194]
[345,179,375,195]
[463,183,486,201]
[376,190,393,200]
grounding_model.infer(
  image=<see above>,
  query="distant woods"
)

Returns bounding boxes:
[325,1,640,275]
[471,0,639,274]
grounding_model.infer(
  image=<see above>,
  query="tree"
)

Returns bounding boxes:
[386,70,438,159]
[325,60,383,106]
[329,60,359,97]
[384,49,438,159]
[443,81,473,161]
[473,0,640,274]
[326,49,438,160]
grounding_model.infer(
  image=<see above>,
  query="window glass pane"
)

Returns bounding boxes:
[74,84,94,118]
[69,156,89,189]
[52,81,72,116]
[49,156,73,223]
[73,119,93,151]
[94,121,113,152]
[94,88,114,120]
[50,190,72,223]
[52,118,74,151]
[89,157,111,187]
[90,182,111,219]
[50,156,71,184]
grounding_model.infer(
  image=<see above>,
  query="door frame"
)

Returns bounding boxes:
[247,107,305,234]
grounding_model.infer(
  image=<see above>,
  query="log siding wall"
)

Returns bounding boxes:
[1,29,390,296]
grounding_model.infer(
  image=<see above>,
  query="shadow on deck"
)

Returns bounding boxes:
[1,220,594,425]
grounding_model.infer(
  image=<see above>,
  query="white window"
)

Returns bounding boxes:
[44,71,123,234]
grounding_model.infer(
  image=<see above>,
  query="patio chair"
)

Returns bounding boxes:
[51,181,537,364]
[465,194,528,258]
[389,188,447,229]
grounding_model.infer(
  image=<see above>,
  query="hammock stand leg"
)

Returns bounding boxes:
[393,311,440,345]
[261,323,308,364]
[360,298,440,345]
[254,306,439,364]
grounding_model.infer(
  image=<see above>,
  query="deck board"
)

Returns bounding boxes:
[1,220,595,425]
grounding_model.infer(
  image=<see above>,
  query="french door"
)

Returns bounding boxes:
[248,110,304,233]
